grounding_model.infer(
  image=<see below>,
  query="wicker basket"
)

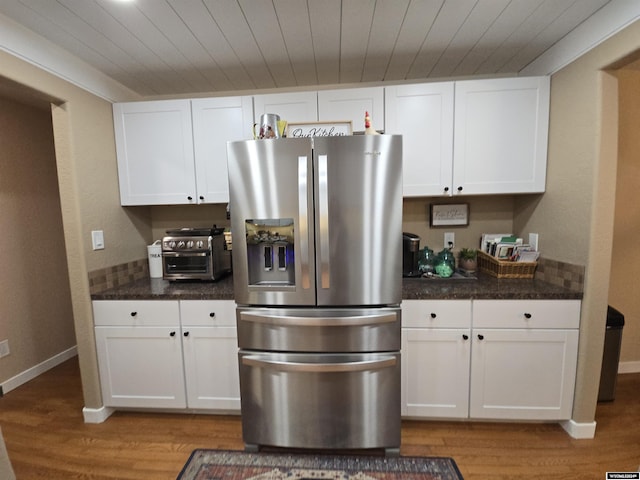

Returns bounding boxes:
[477,251,537,279]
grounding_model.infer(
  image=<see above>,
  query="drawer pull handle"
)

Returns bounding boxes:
[477,334,484,340]
[430,313,436,319]
[524,313,532,319]
[170,331,176,337]
[184,331,190,337]
[209,312,216,318]
[130,312,137,317]
[462,334,469,340]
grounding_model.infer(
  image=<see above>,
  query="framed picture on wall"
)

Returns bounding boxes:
[430,203,469,227]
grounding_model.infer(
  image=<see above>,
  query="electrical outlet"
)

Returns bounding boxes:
[444,232,455,250]
[0,339,10,358]
[91,230,105,250]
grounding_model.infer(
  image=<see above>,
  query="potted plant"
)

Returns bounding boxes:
[458,248,478,273]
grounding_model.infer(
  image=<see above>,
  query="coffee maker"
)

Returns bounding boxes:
[402,233,421,277]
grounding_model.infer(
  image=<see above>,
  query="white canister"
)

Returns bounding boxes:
[147,240,163,278]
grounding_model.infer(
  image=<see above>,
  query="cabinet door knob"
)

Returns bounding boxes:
[187,196,193,201]
[130,311,137,317]
[457,186,463,192]
[524,313,532,319]
[209,312,216,318]
[169,331,176,337]
[462,334,469,340]
[183,331,190,337]
[477,334,484,340]
[199,196,204,201]
[443,186,449,192]
[430,313,437,319]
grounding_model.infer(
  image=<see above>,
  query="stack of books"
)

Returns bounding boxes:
[480,234,540,263]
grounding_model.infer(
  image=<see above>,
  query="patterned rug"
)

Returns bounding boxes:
[176,450,463,480]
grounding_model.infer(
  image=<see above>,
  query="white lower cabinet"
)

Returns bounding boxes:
[180,300,240,410]
[402,327,471,418]
[93,300,186,408]
[93,299,239,412]
[402,299,580,421]
[94,325,187,408]
[401,300,472,418]
[469,299,580,420]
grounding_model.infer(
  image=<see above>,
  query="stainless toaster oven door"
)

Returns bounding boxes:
[162,252,212,280]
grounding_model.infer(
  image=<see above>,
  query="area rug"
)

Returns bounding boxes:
[176,449,463,480]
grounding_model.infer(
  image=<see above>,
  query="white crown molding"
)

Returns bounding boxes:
[521,1,640,76]
[0,11,139,103]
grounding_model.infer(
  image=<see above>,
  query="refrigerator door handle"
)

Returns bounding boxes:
[318,154,330,289]
[298,156,311,290]
[239,311,398,326]
[242,355,397,373]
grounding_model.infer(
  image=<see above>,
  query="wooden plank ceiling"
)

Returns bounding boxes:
[0,0,613,97]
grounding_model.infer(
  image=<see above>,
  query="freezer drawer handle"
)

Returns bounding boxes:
[242,355,396,372]
[239,311,398,326]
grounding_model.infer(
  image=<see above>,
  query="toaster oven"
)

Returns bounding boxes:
[162,226,231,281]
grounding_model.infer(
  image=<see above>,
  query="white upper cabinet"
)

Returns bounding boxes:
[318,87,384,133]
[453,76,550,195]
[385,83,454,196]
[114,100,197,206]
[113,77,549,205]
[113,97,253,205]
[253,91,318,124]
[192,96,253,203]
[387,76,550,197]
[253,87,384,134]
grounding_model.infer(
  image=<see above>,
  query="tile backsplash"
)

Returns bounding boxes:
[535,257,585,292]
[88,256,585,295]
[89,259,148,295]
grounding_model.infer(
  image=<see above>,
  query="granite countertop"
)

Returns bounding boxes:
[91,273,582,301]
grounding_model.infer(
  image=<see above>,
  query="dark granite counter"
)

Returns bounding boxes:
[402,274,582,300]
[91,275,235,301]
[91,273,581,301]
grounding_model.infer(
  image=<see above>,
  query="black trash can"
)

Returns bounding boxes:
[597,305,625,402]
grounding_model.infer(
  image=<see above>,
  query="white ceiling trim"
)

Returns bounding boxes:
[0,11,139,103]
[521,0,640,75]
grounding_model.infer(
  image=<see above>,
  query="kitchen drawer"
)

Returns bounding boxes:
[93,300,179,326]
[402,300,471,328]
[179,300,236,327]
[472,300,581,329]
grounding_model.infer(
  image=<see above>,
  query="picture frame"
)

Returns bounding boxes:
[286,121,352,138]
[429,203,469,227]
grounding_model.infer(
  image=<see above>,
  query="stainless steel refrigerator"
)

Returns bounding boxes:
[227,135,402,455]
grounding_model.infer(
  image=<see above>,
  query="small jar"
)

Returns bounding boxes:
[435,249,456,278]
[418,247,436,274]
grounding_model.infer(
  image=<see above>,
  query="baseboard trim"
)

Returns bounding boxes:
[0,346,77,394]
[82,406,115,424]
[618,360,640,374]
[560,419,597,439]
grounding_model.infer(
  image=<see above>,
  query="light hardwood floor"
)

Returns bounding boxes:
[0,357,638,479]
